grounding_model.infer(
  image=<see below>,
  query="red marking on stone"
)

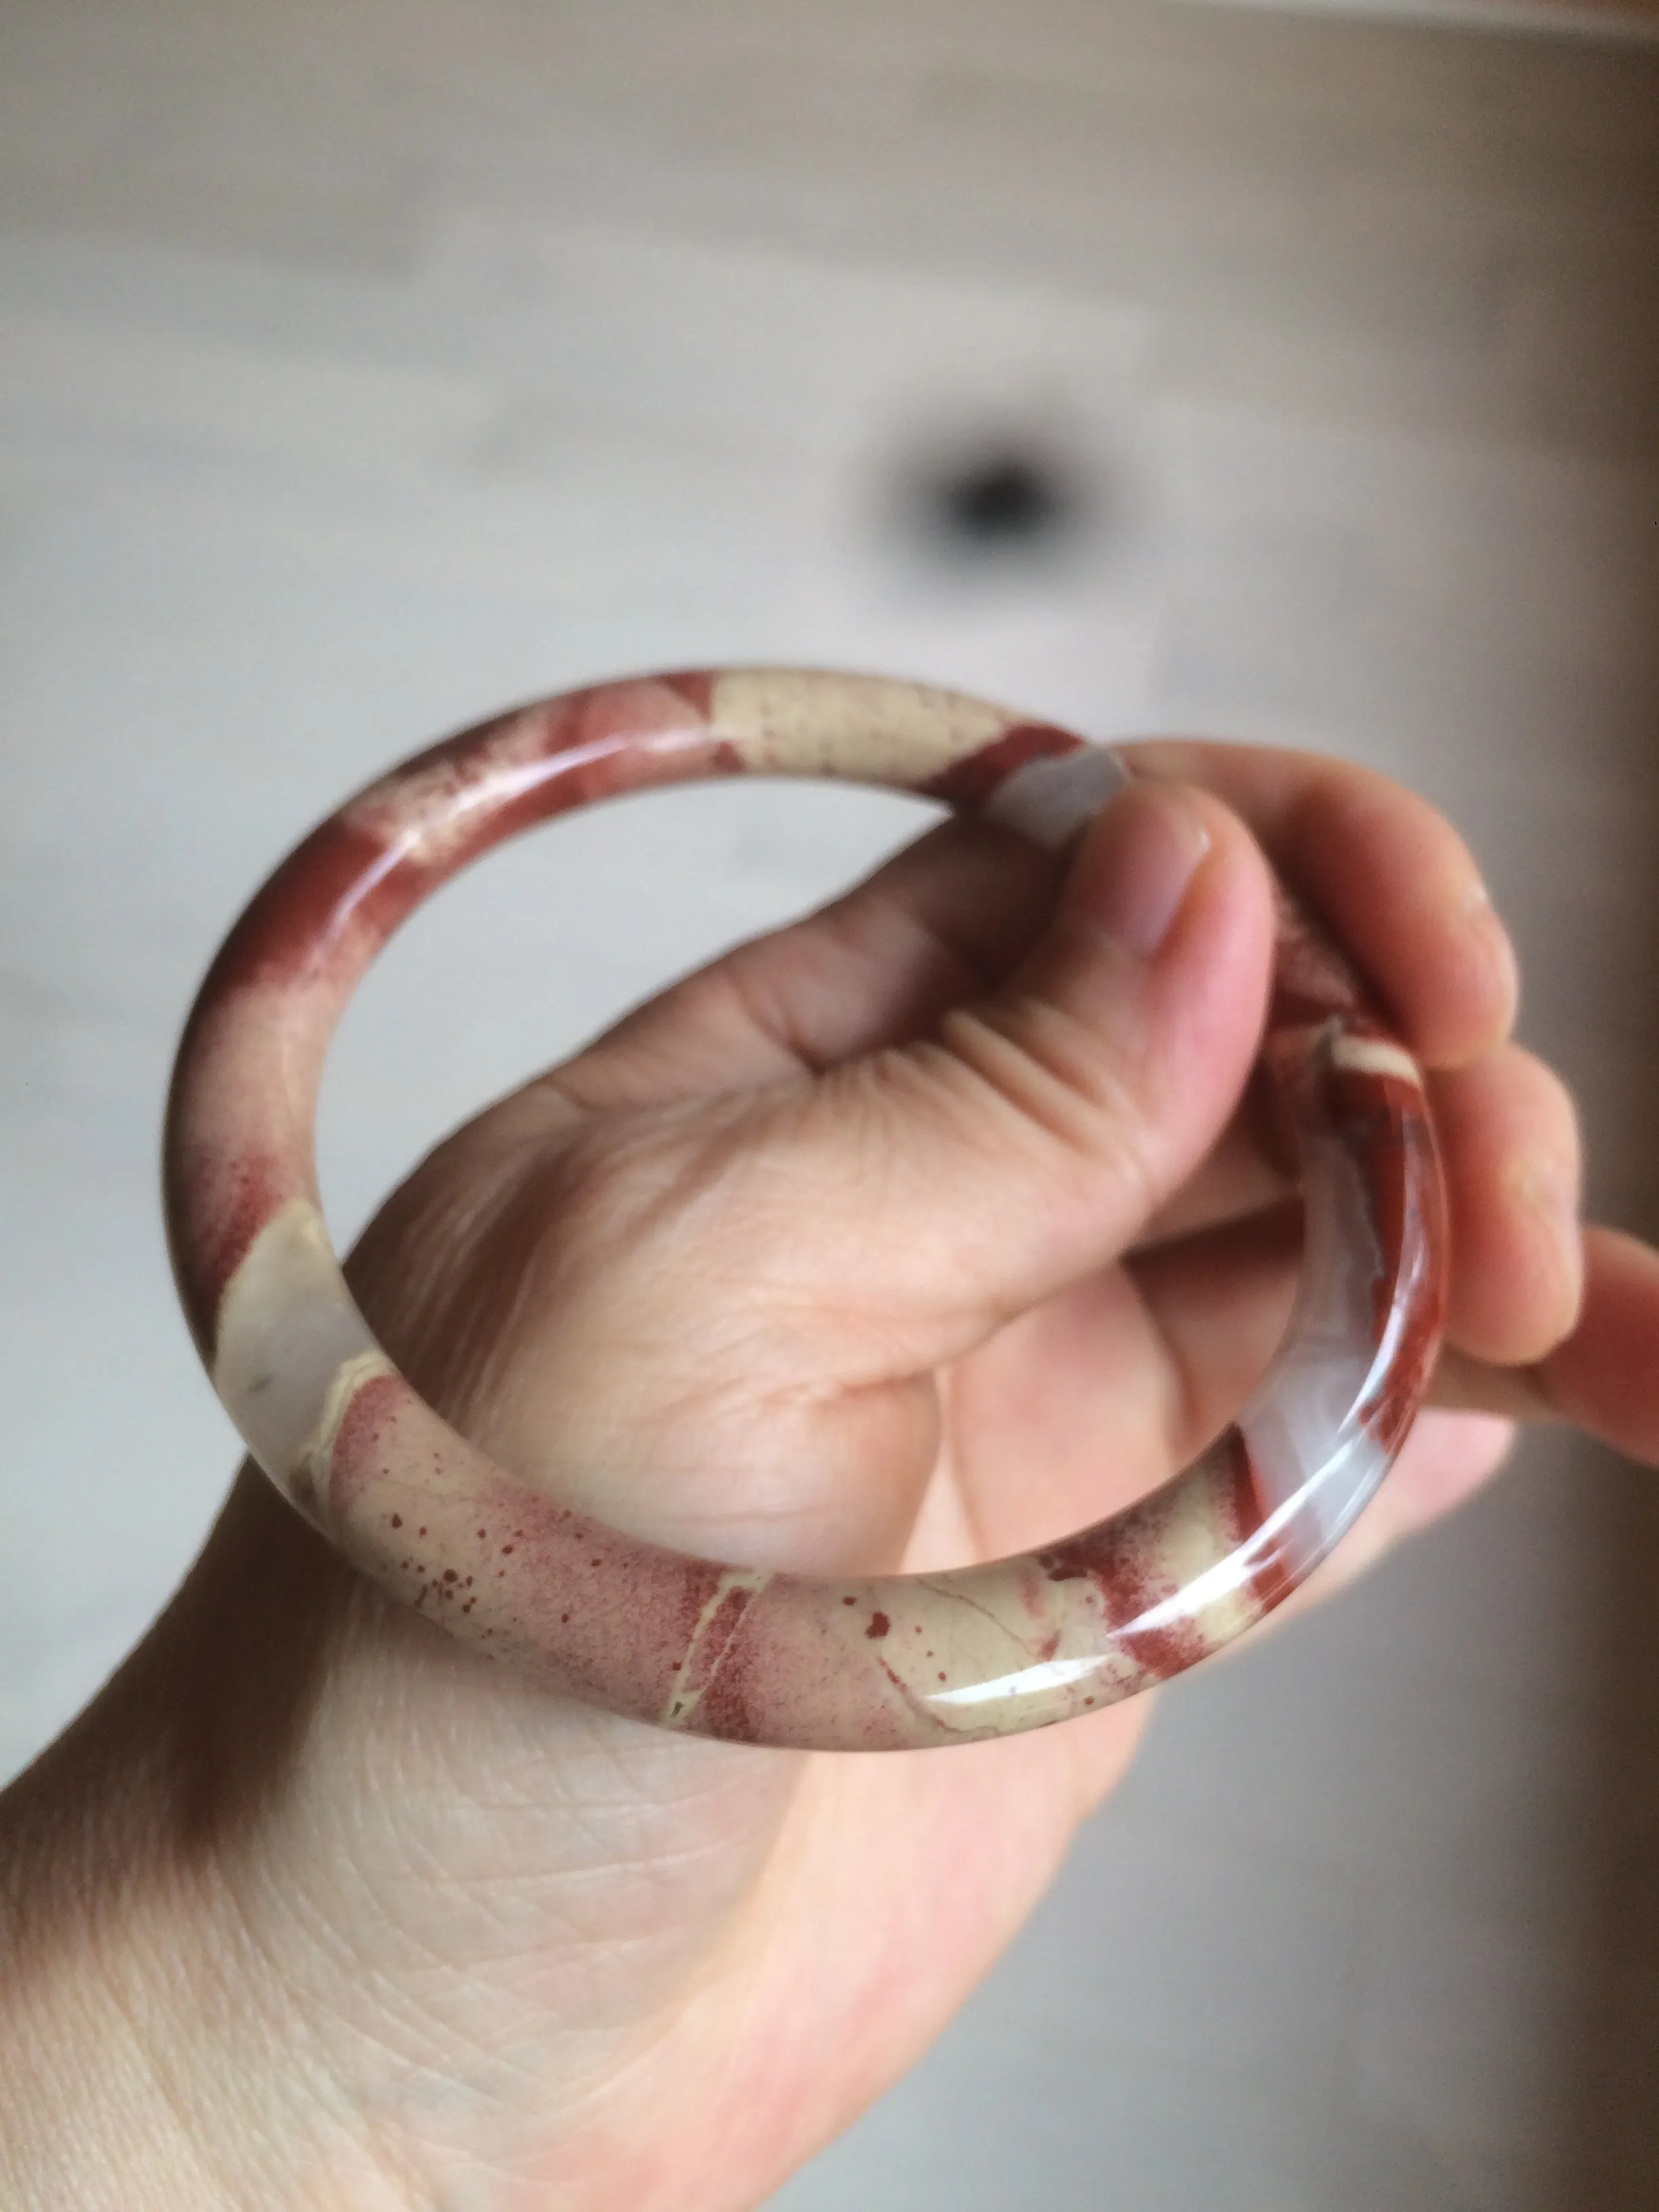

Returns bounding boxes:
[501,1544,514,1555]
[658,668,718,717]
[182,815,399,1012]
[1374,1214,1446,1454]
[1039,1498,1210,1683]
[325,1369,409,1517]
[168,681,755,1345]
[673,1568,764,1738]
[842,1595,856,1605]
[1217,1429,1297,1620]
[163,1141,288,1352]
[1317,1064,1448,1455]
[865,1612,890,1640]
[919,722,1084,815]
[367,682,740,874]
[390,1514,402,1528]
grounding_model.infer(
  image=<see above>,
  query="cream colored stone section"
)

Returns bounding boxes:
[709,669,1012,785]
[212,1195,382,1489]
[982,744,1126,851]
[1329,1031,1425,1086]
[298,1345,401,1494]
[928,1466,1259,1727]
[659,1565,774,1728]
[1118,1469,1264,1652]
[865,1566,1112,1735]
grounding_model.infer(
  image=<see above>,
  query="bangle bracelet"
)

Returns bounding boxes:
[163,670,1446,1750]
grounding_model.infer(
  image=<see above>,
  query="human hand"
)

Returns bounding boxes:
[4,743,1651,2212]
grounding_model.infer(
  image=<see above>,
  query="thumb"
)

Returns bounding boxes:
[779,779,1277,1359]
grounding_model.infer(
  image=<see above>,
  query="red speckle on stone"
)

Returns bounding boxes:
[842,1595,856,1606]
[390,1514,402,1528]
[865,1612,890,1640]
[418,1526,428,1537]
[326,1370,407,1517]
[443,1569,458,1583]
[477,1528,486,1540]
[920,722,1084,815]
[501,1544,514,1555]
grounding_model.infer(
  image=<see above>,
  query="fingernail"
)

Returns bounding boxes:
[1071,784,1211,961]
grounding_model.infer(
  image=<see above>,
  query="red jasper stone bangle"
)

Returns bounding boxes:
[163,670,1447,1750]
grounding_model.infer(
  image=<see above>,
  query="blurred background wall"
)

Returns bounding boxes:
[2,3,1658,2205]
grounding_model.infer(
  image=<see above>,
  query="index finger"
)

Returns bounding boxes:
[1122,740,1519,1071]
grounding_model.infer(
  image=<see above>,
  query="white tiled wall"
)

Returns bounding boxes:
[2,3,1656,2204]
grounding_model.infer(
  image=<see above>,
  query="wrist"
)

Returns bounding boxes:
[0,1537,403,2211]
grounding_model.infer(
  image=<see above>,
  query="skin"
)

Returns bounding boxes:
[3,744,1654,2212]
